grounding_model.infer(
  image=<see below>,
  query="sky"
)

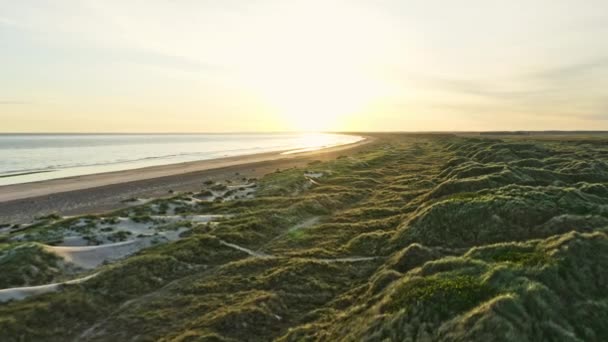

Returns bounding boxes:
[1,0,608,133]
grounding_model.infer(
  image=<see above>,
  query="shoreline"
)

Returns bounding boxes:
[0,136,374,223]
[0,133,364,186]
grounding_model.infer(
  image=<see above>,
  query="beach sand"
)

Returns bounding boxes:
[0,136,373,223]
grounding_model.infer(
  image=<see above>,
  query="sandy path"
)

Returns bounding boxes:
[218,239,380,263]
[315,256,379,263]
[0,273,97,303]
[219,240,273,258]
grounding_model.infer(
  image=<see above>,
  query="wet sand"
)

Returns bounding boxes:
[0,137,373,224]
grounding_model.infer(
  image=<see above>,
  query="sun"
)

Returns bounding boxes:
[251,62,382,132]
[236,1,394,132]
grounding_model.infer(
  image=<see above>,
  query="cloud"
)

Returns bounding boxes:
[420,77,553,101]
[0,16,23,29]
[404,57,608,123]
[531,58,608,81]
[120,50,228,73]
[0,101,34,105]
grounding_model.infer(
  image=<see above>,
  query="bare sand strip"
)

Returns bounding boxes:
[43,241,147,269]
[0,137,370,203]
[218,238,380,264]
[0,273,97,303]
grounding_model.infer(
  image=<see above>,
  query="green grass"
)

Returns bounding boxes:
[0,243,68,288]
[382,275,495,317]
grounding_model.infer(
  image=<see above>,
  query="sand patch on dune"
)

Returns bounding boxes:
[56,216,202,247]
[43,241,149,269]
[44,215,224,268]
[304,172,324,179]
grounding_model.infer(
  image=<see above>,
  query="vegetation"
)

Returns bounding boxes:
[1,133,608,341]
[0,243,69,288]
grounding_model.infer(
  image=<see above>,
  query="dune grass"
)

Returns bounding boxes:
[1,133,608,341]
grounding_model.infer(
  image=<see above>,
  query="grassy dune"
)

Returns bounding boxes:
[1,133,608,341]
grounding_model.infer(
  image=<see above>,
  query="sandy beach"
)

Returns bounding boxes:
[0,136,373,223]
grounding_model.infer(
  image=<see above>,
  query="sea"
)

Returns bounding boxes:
[0,133,362,186]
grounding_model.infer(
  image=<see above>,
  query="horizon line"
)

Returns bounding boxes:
[2,130,608,135]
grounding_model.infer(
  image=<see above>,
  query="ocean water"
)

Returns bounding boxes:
[0,133,362,186]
